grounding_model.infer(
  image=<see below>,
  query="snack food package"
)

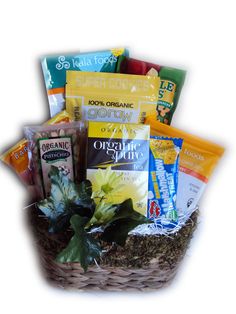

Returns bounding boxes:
[117,57,186,124]
[66,71,160,124]
[148,136,183,229]
[146,117,224,220]
[86,121,150,215]
[24,122,86,199]
[0,111,71,186]
[41,48,128,117]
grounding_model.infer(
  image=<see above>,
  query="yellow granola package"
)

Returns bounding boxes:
[66,71,160,124]
[0,110,71,185]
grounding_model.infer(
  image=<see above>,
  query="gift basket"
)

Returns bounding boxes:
[0,48,224,291]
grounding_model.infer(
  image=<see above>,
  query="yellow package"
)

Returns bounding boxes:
[146,117,224,220]
[66,71,160,124]
[0,110,71,185]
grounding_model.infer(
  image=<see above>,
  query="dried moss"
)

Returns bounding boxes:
[98,211,198,268]
[27,206,198,270]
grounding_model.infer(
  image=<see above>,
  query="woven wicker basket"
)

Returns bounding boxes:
[27,205,198,291]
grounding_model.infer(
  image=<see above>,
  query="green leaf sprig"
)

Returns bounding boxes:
[37,166,151,271]
[38,166,95,233]
[56,215,101,271]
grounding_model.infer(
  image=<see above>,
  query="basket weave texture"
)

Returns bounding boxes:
[27,206,198,291]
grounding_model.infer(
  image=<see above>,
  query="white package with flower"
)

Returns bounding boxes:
[86,121,150,215]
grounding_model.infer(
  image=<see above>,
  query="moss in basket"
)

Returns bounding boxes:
[37,166,151,271]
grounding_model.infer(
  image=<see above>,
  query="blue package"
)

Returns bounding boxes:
[148,136,183,229]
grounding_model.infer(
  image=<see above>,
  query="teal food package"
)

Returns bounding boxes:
[148,136,183,230]
[116,57,186,124]
[41,48,129,117]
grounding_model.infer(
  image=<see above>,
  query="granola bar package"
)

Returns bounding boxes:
[66,71,160,124]
[86,121,150,215]
[24,122,86,199]
[117,57,186,124]
[148,136,183,229]
[146,117,224,221]
[0,111,71,187]
[41,48,128,117]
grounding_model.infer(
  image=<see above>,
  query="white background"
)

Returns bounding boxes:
[0,0,235,313]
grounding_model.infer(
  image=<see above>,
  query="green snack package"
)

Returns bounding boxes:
[116,57,186,124]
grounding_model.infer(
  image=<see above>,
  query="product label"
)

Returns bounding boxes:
[177,170,206,220]
[148,137,182,229]
[87,138,148,171]
[41,49,128,117]
[42,49,127,91]
[67,96,142,123]
[177,145,218,217]
[86,122,150,215]
[66,71,160,124]
[158,79,176,109]
[9,141,28,173]
[38,137,74,196]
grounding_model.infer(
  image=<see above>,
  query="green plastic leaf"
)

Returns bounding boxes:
[48,213,72,233]
[102,198,151,246]
[37,166,95,233]
[37,196,65,221]
[49,165,78,202]
[56,215,101,271]
[77,180,93,200]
